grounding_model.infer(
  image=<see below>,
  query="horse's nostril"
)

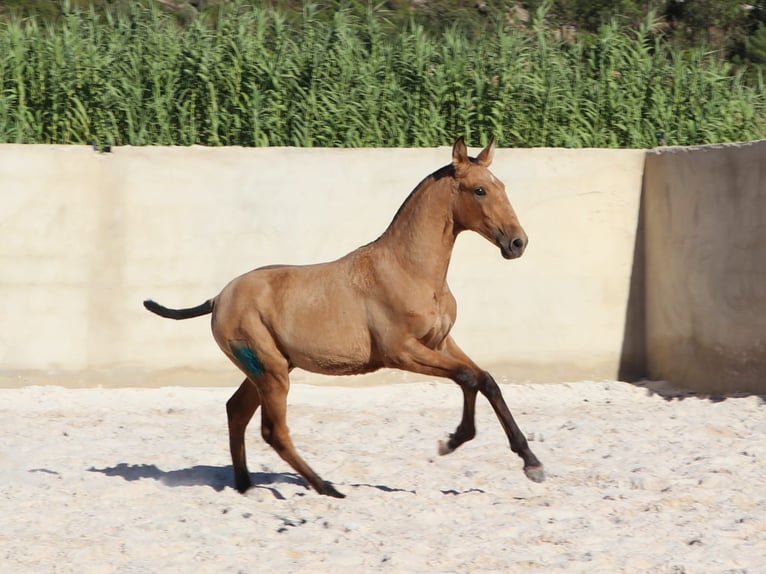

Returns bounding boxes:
[512,237,525,250]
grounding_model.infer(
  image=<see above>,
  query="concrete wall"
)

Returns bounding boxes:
[4,142,764,392]
[0,144,645,387]
[644,140,766,394]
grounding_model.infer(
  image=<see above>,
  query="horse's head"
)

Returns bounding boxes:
[451,137,528,260]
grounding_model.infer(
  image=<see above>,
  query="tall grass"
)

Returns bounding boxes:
[0,1,763,147]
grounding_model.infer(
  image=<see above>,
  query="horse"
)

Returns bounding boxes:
[143,137,544,498]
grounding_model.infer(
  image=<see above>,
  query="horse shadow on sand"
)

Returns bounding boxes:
[88,463,418,499]
[88,463,307,499]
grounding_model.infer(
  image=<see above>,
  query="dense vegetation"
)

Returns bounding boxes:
[0,1,764,147]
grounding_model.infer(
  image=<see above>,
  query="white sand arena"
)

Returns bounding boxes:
[1,378,763,573]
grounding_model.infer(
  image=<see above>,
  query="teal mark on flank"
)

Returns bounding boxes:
[232,344,265,377]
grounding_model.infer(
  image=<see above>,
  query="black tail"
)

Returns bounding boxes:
[143,299,213,320]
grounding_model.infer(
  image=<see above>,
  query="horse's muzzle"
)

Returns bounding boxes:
[497,231,527,260]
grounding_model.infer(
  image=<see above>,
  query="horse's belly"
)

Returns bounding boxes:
[280,322,380,376]
[289,343,380,376]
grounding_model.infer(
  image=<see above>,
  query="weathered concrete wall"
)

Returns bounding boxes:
[0,144,645,386]
[644,141,766,394]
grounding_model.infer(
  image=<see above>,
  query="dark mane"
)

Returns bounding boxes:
[385,163,455,231]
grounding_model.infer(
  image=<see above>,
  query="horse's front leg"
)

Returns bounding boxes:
[393,337,545,483]
[438,384,478,455]
[436,337,478,455]
[477,370,545,482]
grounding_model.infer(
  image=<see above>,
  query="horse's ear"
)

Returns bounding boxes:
[452,137,469,167]
[476,136,495,167]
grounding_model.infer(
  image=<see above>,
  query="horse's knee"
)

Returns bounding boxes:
[452,366,479,389]
[478,371,501,399]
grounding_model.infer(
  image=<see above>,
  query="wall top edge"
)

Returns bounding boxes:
[4,140,763,154]
[647,138,766,155]
[0,143,649,154]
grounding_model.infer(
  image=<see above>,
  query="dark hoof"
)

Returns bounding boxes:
[524,464,546,483]
[319,483,346,498]
[234,475,252,494]
[235,482,251,494]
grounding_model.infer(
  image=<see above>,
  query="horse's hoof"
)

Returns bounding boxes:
[438,439,454,456]
[524,464,546,483]
[319,482,346,498]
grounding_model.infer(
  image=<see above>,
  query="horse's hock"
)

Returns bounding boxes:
[1,140,765,394]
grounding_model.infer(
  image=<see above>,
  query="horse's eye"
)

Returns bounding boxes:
[473,187,486,197]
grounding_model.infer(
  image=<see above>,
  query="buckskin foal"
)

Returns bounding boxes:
[144,137,544,498]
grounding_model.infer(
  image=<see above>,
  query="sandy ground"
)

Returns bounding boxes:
[1,379,764,573]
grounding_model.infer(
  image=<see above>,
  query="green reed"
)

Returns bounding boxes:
[0,2,763,147]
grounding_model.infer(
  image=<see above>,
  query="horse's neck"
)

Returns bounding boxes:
[376,176,457,286]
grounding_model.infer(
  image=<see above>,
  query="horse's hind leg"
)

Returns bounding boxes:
[258,371,345,498]
[223,327,343,497]
[226,379,260,493]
